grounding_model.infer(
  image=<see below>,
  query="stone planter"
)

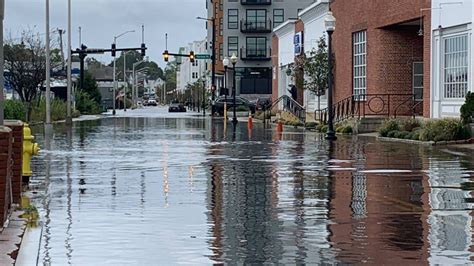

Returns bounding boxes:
[236,111,250,117]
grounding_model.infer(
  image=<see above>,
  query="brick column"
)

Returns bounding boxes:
[5,121,24,204]
[0,126,13,227]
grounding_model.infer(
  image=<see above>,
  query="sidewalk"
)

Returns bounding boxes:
[0,211,27,265]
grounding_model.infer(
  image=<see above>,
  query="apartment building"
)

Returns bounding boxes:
[207,0,315,100]
[177,40,210,93]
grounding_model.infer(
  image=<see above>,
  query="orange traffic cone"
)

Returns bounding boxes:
[247,112,253,129]
[277,120,283,132]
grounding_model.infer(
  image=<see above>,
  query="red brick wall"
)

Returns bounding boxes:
[0,127,13,226]
[272,34,279,103]
[331,0,431,117]
[5,121,24,204]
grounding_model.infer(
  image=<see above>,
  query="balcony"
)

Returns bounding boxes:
[240,47,271,61]
[241,0,271,5]
[240,19,272,33]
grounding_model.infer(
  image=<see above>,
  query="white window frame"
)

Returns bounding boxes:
[413,62,423,102]
[353,31,367,99]
[442,34,470,99]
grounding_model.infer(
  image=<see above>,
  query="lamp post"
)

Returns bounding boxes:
[66,0,72,125]
[132,56,148,107]
[324,11,337,141]
[196,16,216,102]
[112,30,135,115]
[222,57,230,121]
[45,0,51,124]
[230,53,238,125]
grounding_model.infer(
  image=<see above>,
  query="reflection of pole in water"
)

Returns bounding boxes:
[140,171,146,216]
[42,126,53,264]
[232,123,236,141]
[163,165,169,207]
[188,165,194,193]
[65,153,73,263]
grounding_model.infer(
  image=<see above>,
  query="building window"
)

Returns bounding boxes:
[192,60,198,67]
[273,9,284,28]
[220,18,223,36]
[353,30,367,98]
[228,9,238,29]
[192,72,198,79]
[228,37,238,56]
[219,43,223,60]
[246,37,267,57]
[246,10,267,29]
[444,34,469,99]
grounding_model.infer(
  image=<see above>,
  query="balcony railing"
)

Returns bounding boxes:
[240,47,271,61]
[240,19,272,33]
[241,0,271,5]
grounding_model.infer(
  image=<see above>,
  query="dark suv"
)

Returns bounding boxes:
[212,96,256,115]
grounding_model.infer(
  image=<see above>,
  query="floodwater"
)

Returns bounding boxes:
[28,107,474,265]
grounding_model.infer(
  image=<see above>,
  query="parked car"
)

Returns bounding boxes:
[212,96,256,115]
[147,99,157,106]
[168,103,186,112]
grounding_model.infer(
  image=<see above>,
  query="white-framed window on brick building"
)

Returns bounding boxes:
[443,34,469,99]
[353,30,367,99]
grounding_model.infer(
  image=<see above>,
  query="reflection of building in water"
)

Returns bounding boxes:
[205,132,335,264]
[329,139,430,264]
[426,159,473,265]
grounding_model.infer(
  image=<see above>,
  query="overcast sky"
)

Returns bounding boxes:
[5,0,207,69]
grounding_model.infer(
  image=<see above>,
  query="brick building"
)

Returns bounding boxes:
[330,0,432,117]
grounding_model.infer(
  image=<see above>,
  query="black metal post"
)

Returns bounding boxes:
[325,30,337,141]
[224,66,228,117]
[232,63,237,124]
[202,79,206,116]
[211,18,216,102]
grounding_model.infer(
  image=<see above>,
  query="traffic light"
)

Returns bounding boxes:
[163,50,169,62]
[189,51,195,63]
[141,43,146,57]
[111,43,116,57]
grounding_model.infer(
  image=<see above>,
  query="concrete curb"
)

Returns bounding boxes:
[376,136,472,146]
[0,211,27,265]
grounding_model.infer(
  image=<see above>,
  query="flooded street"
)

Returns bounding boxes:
[28,107,474,265]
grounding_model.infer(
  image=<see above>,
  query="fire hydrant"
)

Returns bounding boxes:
[23,124,40,180]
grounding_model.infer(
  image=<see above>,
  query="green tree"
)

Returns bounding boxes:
[292,36,329,109]
[82,71,101,104]
[110,51,165,81]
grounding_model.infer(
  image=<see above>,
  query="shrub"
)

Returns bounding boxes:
[420,118,471,142]
[305,122,318,129]
[30,98,69,122]
[335,126,344,133]
[342,126,353,134]
[4,100,26,121]
[76,91,102,115]
[387,130,399,138]
[320,125,328,133]
[401,118,421,132]
[235,105,250,112]
[460,92,474,124]
[378,119,400,137]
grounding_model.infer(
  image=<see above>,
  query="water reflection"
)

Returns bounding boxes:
[28,112,474,265]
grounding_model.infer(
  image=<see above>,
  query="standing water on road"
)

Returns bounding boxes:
[28,108,474,264]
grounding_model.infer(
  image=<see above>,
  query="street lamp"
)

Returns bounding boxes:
[196,16,216,102]
[132,56,148,107]
[112,30,135,115]
[230,53,238,125]
[222,57,230,121]
[324,11,337,141]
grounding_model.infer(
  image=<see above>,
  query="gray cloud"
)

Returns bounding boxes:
[5,0,207,68]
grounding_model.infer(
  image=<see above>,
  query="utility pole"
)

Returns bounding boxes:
[123,52,127,111]
[66,0,72,125]
[78,26,82,46]
[45,0,51,124]
[0,0,4,126]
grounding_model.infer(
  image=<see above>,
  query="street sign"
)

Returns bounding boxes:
[195,54,211,60]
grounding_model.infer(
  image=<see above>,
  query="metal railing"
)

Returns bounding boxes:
[315,93,421,124]
[240,47,271,61]
[241,0,272,5]
[241,19,272,33]
[265,95,306,124]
